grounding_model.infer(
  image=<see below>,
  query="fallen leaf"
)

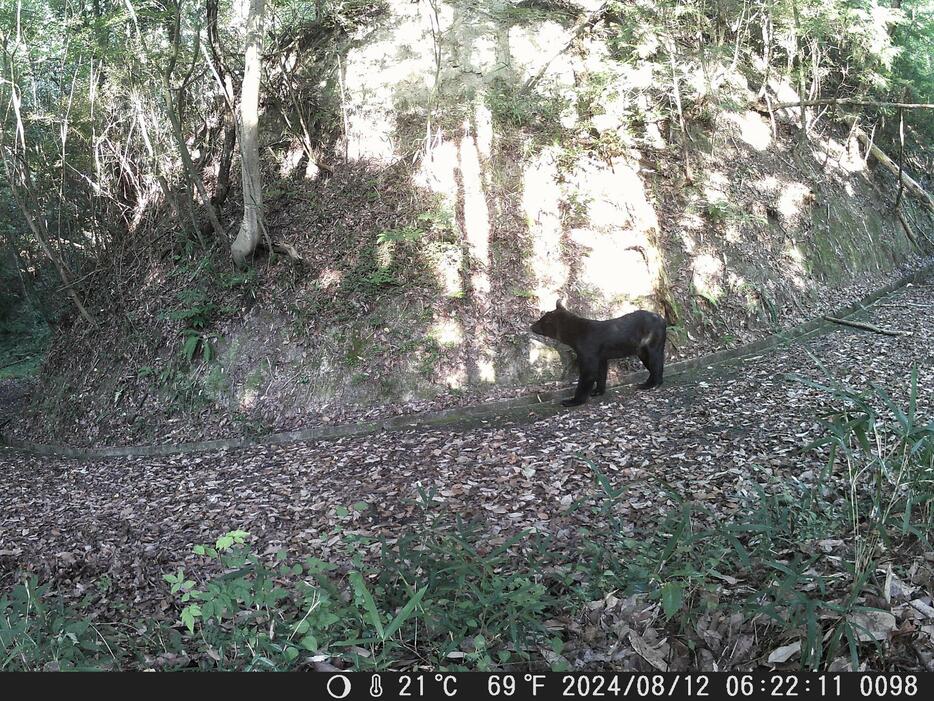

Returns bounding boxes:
[847,611,897,642]
[767,641,801,664]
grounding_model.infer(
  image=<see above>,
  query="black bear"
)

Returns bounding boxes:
[531,302,667,407]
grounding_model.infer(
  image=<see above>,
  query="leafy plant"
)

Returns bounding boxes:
[377,225,423,245]
[0,577,116,671]
[486,78,567,138]
[363,268,401,288]
[167,289,219,364]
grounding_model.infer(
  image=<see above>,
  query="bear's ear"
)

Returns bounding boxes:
[555,300,564,310]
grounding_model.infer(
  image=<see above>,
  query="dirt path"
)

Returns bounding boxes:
[1,279,932,635]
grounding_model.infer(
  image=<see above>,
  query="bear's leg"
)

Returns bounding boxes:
[641,333,666,389]
[591,358,608,396]
[563,359,597,406]
[637,347,654,389]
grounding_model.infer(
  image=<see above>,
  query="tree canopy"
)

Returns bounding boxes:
[1,0,932,327]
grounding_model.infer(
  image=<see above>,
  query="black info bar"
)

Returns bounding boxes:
[300,672,925,700]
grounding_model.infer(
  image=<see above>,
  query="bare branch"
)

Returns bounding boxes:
[773,98,934,110]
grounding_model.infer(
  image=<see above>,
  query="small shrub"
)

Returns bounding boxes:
[377,226,423,245]
[167,289,219,363]
[0,577,117,671]
[487,79,567,136]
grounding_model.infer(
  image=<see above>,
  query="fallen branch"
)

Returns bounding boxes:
[0,354,34,372]
[774,98,934,110]
[823,316,910,337]
[56,267,100,292]
[895,207,932,251]
[877,302,930,309]
[851,126,934,213]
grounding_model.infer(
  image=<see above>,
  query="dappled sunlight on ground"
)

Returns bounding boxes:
[417,138,466,298]
[343,4,436,162]
[702,170,730,207]
[769,75,806,124]
[752,175,810,228]
[723,222,743,245]
[522,147,567,309]
[428,243,464,298]
[430,317,463,347]
[691,253,724,302]
[317,268,343,289]
[678,212,705,236]
[725,270,757,312]
[464,32,498,74]
[777,182,812,225]
[754,174,781,193]
[723,110,772,151]
[812,136,869,178]
[459,126,491,298]
[279,144,304,178]
[430,317,469,389]
[239,387,258,410]
[782,243,808,290]
[570,227,657,309]
[441,365,468,390]
[474,103,494,160]
[562,157,664,313]
[507,21,570,84]
[416,139,459,198]
[458,119,495,384]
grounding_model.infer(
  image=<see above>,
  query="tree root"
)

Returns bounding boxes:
[258,238,303,262]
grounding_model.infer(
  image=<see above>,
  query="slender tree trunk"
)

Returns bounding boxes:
[213,118,237,210]
[1,150,96,326]
[206,0,237,210]
[894,106,906,210]
[231,0,267,268]
[790,0,808,139]
[0,65,95,326]
[161,73,226,243]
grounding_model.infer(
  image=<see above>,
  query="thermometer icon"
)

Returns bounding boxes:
[370,674,383,697]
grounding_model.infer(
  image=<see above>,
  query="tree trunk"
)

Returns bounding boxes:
[0,74,95,327]
[1,151,96,326]
[213,118,237,211]
[231,0,266,268]
[206,0,237,211]
[790,0,808,139]
[161,79,226,243]
[774,98,934,110]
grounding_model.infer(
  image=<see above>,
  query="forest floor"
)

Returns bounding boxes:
[0,378,30,429]
[1,275,932,671]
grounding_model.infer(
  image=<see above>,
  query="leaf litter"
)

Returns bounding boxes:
[0,278,933,671]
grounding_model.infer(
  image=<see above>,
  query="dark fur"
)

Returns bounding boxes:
[531,302,667,407]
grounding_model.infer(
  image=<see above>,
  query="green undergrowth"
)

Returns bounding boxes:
[0,308,49,380]
[2,371,931,671]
